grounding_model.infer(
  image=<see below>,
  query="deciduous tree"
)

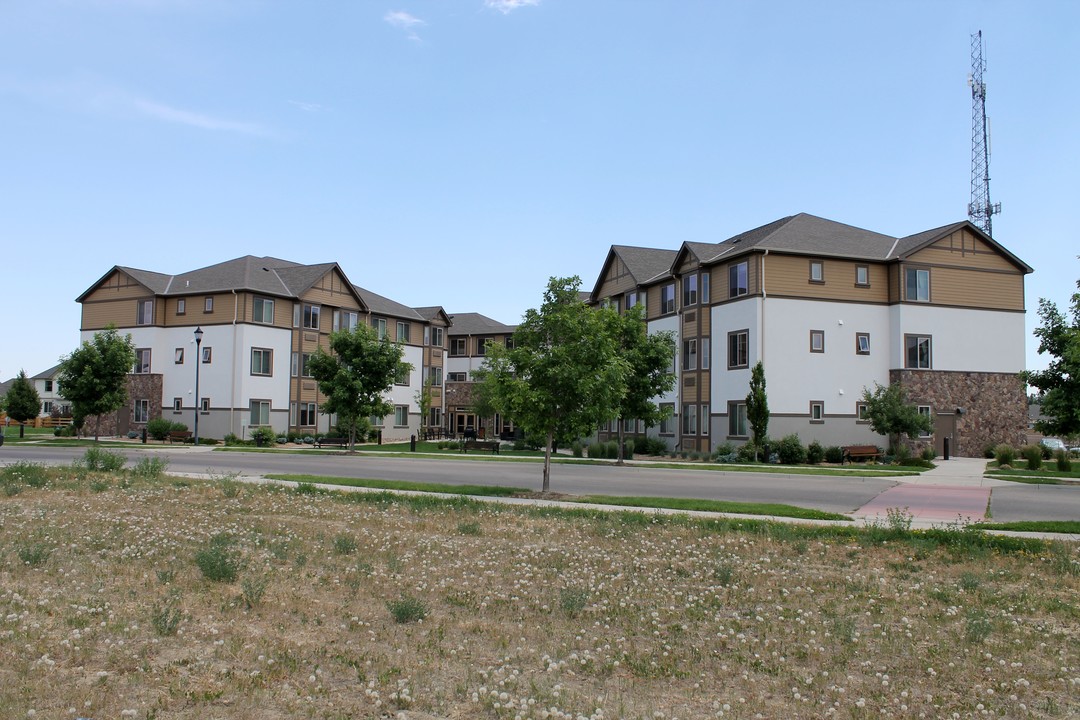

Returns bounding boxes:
[612,304,676,465]
[309,324,411,452]
[3,370,41,438]
[860,381,932,453]
[57,327,137,441]
[477,276,629,492]
[1021,276,1080,438]
[745,361,769,460]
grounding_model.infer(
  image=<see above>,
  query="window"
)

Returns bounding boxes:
[397,321,410,343]
[626,291,641,309]
[660,283,676,314]
[42,401,53,415]
[918,406,933,436]
[450,337,467,356]
[299,402,317,427]
[202,347,212,364]
[300,353,312,377]
[682,339,697,371]
[251,348,273,376]
[504,336,515,350]
[682,275,698,306]
[394,405,409,427]
[431,327,444,347]
[855,265,870,287]
[293,303,301,327]
[291,352,298,377]
[429,366,443,387]
[136,299,154,325]
[204,296,214,313]
[729,261,748,298]
[289,402,297,426]
[448,372,467,382]
[476,337,492,356]
[810,401,824,423]
[370,414,385,427]
[856,402,870,422]
[659,403,675,435]
[430,407,442,428]
[728,330,749,369]
[175,348,185,364]
[253,297,275,324]
[334,310,358,331]
[728,402,748,437]
[249,400,270,426]
[701,404,710,435]
[905,268,930,302]
[809,260,824,283]
[134,399,149,424]
[682,404,698,435]
[44,380,53,392]
[701,339,710,370]
[173,397,182,413]
[810,330,825,353]
[134,348,151,374]
[177,298,186,315]
[373,317,387,339]
[905,334,932,369]
[201,397,210,413]
[395,364,410,386]
[856,333,870,355]
[303,304,321,330]
[701,273,710,304]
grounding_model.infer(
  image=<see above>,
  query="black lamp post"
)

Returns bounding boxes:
[193,326,203,446]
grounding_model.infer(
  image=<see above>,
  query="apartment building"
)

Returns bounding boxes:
[591,214,1032,457]
[443,313,518,439]
[76,256,448,441]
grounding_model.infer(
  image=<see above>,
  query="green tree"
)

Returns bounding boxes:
[477,276,629,492]
[612,304,676,465]
[1021,276,1080,438]
[308,324,411,452]
[57,326,137,441]
[415,378,433,435]
[3,370,41,438]
[860,382,932,453]
[745,361,769,461]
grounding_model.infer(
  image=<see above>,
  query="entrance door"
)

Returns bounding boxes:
[117,409,130,437]
[934,413,957,457]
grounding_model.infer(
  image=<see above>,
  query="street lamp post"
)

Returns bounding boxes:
[193,326,203,446]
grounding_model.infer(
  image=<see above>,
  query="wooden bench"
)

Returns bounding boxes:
[314,436,348,449]
[462,440,500,454]
[842,444,882,464]
[167,430,192,444]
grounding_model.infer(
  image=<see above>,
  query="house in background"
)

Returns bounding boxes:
[591,214,1032,457]
[76,256,449,442]
[31,364,69,418]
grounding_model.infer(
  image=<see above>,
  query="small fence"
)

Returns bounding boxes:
[0,413,73,429]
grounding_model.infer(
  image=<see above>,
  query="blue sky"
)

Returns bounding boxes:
[1,0,1077,381]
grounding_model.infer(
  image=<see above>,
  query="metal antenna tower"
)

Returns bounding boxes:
[967,30,1001,236]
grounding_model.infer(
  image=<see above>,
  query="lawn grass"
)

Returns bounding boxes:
[974,520,1080,534]
[985,461,1079,483]
[268,474,530,497]
[0,465,1075,720]
[569,493,851,521]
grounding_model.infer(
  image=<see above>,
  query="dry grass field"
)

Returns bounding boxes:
[1,458,1078,720]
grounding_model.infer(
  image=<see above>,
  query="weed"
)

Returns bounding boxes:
[959,572,981,592]
[332,533,358,555]
[195,533,241,583]
[964,608,992,643]
[712,562,735,586]
[90,478,110,493]
[151,595,182,636]
[80,446,127,472]
[17,542,51,567]
[457,521,482,536]
[387,594,428,623]
[132,456,169,480]
[156,568,176,585]
[212,470,243,498]
[559,587,589,616]
[0,461,49,490]
[241,574,270,609]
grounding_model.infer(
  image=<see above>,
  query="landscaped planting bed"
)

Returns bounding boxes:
[0,465,1077,719]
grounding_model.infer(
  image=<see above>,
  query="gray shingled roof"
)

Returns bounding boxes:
[446,313,516,335]
[354,286,425,322]
[611,245,678,284]
[31,364,63,380]
[697,214,897,263]
[413,306,452,325]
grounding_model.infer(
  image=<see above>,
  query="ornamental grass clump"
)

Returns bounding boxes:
[1021,444,1043,470]
[994,444,1016,467]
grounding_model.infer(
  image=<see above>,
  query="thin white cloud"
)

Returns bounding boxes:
[485,0,540,14]
[384,10,425,41]
[133,98,271,136]
[289,100,325,113]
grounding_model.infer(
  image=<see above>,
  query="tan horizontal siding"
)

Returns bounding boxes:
[597,257,638,299]
[713,254,759,300]
[909,228,1017,272]
[924,267,1025,310]
[763,254,889,302]
[84,270,150,301]
[81,299,139,330]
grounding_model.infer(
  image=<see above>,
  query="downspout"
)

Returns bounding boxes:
[760,250,768,363]
[230,289,238,437]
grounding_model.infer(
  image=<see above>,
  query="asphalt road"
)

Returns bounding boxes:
[2,445,1078,522]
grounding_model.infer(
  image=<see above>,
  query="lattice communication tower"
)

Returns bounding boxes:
[968,30,1001,237]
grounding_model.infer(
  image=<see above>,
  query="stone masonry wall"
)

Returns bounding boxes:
[891,370,1027,457]
[87,374,163,437]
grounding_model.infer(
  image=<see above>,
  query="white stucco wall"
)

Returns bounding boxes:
[889,305,1026,373]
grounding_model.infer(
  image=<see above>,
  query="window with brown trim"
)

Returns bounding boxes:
[810,330,825,353]
[810,401,824,423]
[855,265,870,287]
[809,260,824,283]
[856,332,870,355]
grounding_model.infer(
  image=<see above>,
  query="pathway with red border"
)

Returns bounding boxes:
[855,484,991,524]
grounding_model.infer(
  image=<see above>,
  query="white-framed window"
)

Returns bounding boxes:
[701,338,710,370]
[476,337,492,356]
[856,333,870,355]
[299,402,317,426]
[728,330,749,369]
[202,347,212,363]
[300,353,313,378]
[289,402,297,427]
[428,366,443,387]
[450,337,467,356]
[448,372,467,382]
[370,414,385,427]
[174,348,184,364]
[253,297,274,324]
[855,265,870,287]
[394,405,409,427]
[701,273,710,304]
[430,407,442,428]
[373,318,387,339]
[251,348,273,376]
[134,399,149,424]
[504,336,515,350]
[682,275,698,306]
[395,364,410,386]
[809,260,824,283]
[396,321,410,343]
[136,299,153,326]
[727,402,748,438]
[682,339,697,371]
[176,298,186,315]
[626,291,641,309]
[660,283,676,314]
[729,261,748,298]
[918,405,933,436]
[249,400,270,426]
[334,309,358,332]
[291,352,298,377]
[905,334,932,369]
[701,404,709,436]
[810,401,824,423]
[856,402,870,423]
[42,401,53,415]
[681,403,698,435]
[44,380,53,392]
[303,304,321,330]
[431,327,444,347]
[134,348,151,374]
[810,330,825,353]
[200,397,210,413]
[173,397,182,414]
[204,296,214,313]
[659,403,675,435]
[905,268,930,302]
